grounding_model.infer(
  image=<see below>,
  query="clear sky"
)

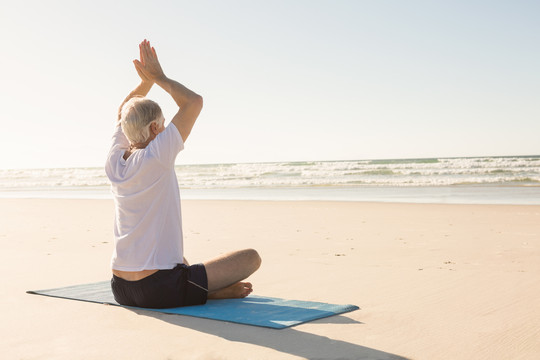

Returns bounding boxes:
[1,0,538,169]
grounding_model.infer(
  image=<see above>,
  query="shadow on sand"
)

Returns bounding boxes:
[130,308,410,360]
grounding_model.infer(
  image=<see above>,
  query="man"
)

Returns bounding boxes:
[105,39,261,308]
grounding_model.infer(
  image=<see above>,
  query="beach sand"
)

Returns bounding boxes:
[1,198,539,359]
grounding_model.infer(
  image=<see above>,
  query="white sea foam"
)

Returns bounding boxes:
[1,156,539,201]
[172,156,540,188]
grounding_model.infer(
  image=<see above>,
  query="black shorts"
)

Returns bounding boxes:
[111,263,208,309]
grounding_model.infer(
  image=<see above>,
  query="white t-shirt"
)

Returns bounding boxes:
[105,123,184,271]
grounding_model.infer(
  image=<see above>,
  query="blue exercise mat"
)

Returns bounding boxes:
[27,281,359,329]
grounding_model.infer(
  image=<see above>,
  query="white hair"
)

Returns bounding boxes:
[120,97,164,144]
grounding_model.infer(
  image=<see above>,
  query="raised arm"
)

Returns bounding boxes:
[133,40,203,142]
[155,77,203,142]
[117,43,154,122]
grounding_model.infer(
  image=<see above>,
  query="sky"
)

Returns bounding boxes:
[1,0,538,169]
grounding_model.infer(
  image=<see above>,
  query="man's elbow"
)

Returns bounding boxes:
[190,94,203,110]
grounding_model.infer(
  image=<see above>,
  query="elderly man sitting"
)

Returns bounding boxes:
[105,40,261,308]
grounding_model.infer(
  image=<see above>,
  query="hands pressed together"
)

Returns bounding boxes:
[120,39,203,140]
[133,39,166,84]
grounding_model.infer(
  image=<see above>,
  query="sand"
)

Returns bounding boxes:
[1,198,539,359]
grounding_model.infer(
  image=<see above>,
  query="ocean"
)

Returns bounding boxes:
[1,156,539,204]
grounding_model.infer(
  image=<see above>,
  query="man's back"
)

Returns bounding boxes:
[106,122,184,271]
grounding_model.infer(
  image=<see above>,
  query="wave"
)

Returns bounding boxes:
[1,156,540,191]
[358,169,398,176]
[369,158,439,165]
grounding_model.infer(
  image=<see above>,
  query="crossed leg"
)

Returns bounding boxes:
[203,248,261,299]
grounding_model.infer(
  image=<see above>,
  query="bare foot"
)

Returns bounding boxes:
[208,282,253,300]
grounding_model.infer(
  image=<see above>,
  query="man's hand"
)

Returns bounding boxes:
[116,40,163,122]
[134,61,151,84]
[133,39,166,84]
[124,39,203,140]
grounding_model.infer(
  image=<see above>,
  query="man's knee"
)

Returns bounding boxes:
[243,248,261,272]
